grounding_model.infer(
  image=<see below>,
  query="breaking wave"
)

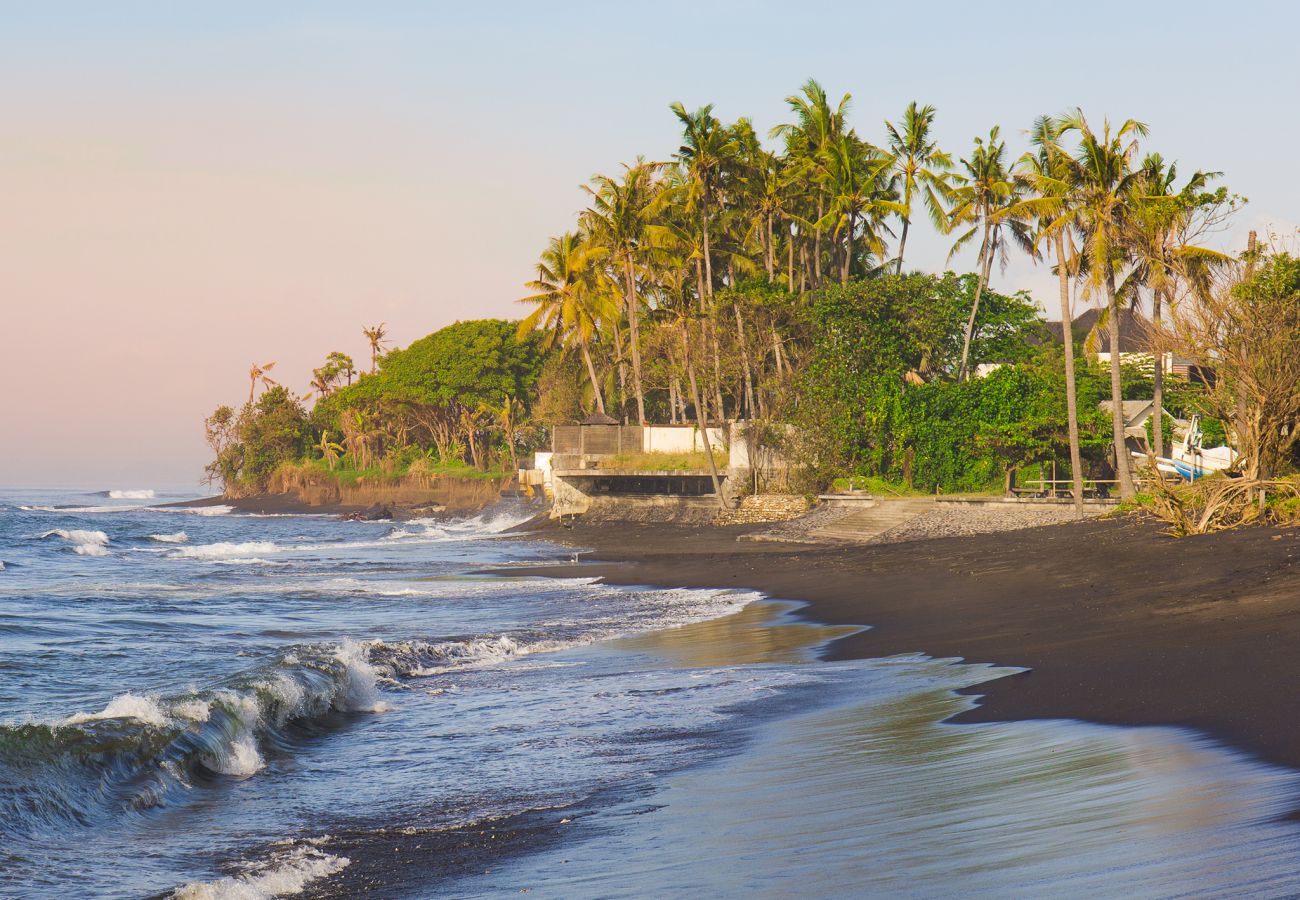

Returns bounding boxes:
[150,531,190,544]
[106,489,156,500]
[41,529,111,557]
[173,840,350,900]
[0,642,389,832]
[169,541,280,560]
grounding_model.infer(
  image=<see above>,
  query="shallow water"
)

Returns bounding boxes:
[3,486,1299,898]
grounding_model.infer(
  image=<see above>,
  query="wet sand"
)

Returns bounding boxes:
[506,516,1300,775]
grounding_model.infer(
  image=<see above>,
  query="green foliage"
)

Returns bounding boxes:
[205,386,311,492]
[340,319,544,411]
[795,272,1076,491]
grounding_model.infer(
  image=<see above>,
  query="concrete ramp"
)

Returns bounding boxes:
[809,498,934,542]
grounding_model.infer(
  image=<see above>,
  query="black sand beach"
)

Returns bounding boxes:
[508,516,1300,776]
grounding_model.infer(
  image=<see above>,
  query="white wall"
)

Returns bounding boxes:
[643,425,727,454]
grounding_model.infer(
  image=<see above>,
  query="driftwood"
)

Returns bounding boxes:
[1144,472,1300,536]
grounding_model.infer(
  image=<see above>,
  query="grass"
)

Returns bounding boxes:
[603,450,729,472]
[830,475,929,497]
[296,456,511,484]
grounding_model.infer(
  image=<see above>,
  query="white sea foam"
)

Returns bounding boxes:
[64,693,169,728]
[22,504,136,513]
[166,504,233,516]
[42,528,112,556]
[172,844,350,900]
[108,489,156,499]
[0,560,6,571]
[150,531,190,544]
[169,541,280,560]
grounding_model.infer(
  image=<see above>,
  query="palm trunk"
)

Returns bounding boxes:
[1151,287,1165,458]
[957,219,993,382]
[787,228,795,291]
[612,324,628,422]
[1056,232,1085,517]
[841,213,855,285]
[681,324,726,508]
[701,193,714,300]
[733,300,756,419]
[622,255,647,424]
[709,319,725,421]
[1105,265,1136,500]
[578,335,606,416]
[813,194,824,285]
[759,213,769,278]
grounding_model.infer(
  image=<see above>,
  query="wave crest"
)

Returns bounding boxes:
[41,529,111,557]
[107,489,156,500]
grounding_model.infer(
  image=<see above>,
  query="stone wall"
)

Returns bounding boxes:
[713,494,809,526]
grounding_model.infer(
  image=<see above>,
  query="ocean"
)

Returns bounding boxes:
[3,487,1300,898]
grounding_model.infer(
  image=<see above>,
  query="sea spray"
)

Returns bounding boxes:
[41,529,111,556]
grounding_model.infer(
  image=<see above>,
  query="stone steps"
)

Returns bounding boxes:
[810,498,934,542]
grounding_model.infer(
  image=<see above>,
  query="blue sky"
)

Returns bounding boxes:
[2,1,1294,484]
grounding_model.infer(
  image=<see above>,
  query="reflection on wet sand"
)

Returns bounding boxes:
[460,605,1300,898]
[611,599,862,668]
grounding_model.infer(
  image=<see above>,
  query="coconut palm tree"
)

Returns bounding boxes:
[885,102,953,274]
[816,133,902,285]
[583,161,656,424]
[946,127,1031,381]
[247,361,278,404]
[1014,115,1086,514]
[1121,155,1232,457]
[669,102,737,300]
[362,324,389,374]
[518,232,616,416]
[771,79,851,286]
[316,431,344,470]
[1042,110,1149,500]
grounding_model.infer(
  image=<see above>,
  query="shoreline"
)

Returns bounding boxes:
[501,515,1300,775]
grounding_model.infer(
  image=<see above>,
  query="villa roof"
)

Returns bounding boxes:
[1046,307,1155,354]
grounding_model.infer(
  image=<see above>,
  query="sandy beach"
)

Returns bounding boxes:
[507,515,1300,777]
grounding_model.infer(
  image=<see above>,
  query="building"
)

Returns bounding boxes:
[1047,308,1192,376]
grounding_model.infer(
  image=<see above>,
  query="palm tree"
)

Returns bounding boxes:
[518,232,616,416]
[584,162,655,424]
[816,133,901,284]
[669,102,737,300]
[362,324,389,374]
[247,361,278,404]
[946,127,1030,381]
[1014,115,1086,515]
[885,102,953,274]
[771,79,851,286]
[1122,155,1231,457]
[316,431,344,470]
[1044,110,1149,501]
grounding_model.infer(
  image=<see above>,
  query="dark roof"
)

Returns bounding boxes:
[579,412,620,426]
[1045,307,1154,354]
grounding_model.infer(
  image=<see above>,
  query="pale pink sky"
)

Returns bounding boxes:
[3,4,1291,487]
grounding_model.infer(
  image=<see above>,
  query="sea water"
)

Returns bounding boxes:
[2,487,1299,898]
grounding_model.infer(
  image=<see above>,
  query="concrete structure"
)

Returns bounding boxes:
[522,420,792,519]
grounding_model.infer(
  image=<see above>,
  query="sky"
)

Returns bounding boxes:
[2,1,1296,486]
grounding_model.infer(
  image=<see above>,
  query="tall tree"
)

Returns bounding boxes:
[946,127,1030,381]
[1014,116,1085,514]
[771,79,851,287]
[362,324,389,374]
[884,102,953,274]
[584,162,655,424]
[1122,155,1233,456]
[247,361,278,404]
[518,232,616,416]
[1045,111,1149,500]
